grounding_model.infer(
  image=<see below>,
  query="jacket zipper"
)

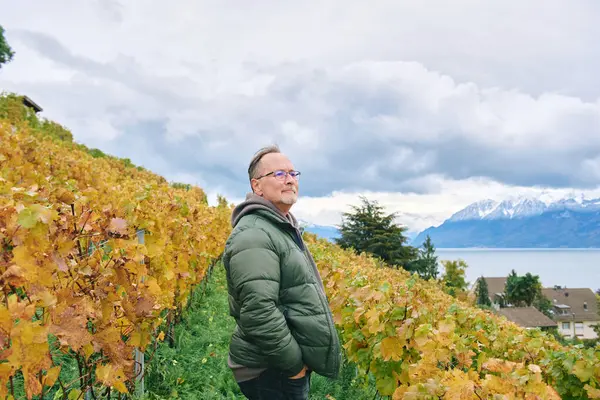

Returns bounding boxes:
[286,225,341,377]
[295,230,340,376]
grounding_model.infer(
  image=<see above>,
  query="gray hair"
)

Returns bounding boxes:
[248,144,281,181]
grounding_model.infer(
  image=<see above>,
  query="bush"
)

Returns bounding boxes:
[0,92,75,143]
[0,92,39,127]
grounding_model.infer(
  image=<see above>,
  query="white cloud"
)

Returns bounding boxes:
[292,176,600,232]
[280,121,320,150]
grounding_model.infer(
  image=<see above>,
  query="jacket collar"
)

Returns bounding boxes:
[231,192,299,229]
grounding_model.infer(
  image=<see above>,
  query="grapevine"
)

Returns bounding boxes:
[304,234,600,399]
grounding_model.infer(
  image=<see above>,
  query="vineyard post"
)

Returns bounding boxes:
[134,229,146,397]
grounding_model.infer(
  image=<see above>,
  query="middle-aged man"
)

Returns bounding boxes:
[222,145,341,399]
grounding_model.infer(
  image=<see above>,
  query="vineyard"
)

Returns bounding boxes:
[1,92,599,399]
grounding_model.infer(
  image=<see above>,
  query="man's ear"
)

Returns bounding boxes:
[250,179,261,195]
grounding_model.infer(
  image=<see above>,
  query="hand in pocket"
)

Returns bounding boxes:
[289,365,308,379]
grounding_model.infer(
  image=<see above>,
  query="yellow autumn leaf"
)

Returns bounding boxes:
[437,319,455,334]
[573,360,594,382]
[37,290,57,308]
[112,379,129,394]
[83,343,95,362]
[380,337,404,362]
[42,366,61,387]
[0,306,12,334]
[96,364,112,383]
[444,375,475,399]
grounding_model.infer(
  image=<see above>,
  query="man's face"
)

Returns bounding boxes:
[251,152,299,213]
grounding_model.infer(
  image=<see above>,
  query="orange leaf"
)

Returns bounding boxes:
[481,358,520,374]
[0,264,27,287]
[107,218,128,236]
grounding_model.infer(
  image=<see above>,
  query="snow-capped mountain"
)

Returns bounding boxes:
[413,194,600,248]
[448,195,600,222]
[548,197,600,212]
[448,199,499,221]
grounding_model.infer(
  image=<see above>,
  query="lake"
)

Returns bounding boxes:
[435,248,600,290]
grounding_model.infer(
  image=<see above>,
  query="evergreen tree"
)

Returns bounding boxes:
[475,276,491,307]
[336,196,418,269]
[406,235,439,280]
[0,25,15,68]
[419,235,438,280]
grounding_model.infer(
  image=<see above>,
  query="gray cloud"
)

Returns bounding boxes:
[12,30,197,108]
[142,61,600,198]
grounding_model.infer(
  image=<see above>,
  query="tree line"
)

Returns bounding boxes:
[334,196,469,299]
[473,270,552,315]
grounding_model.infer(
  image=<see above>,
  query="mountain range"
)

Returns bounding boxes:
[299,220,341,242]
[412,194,600,248]
[302,194,600,248]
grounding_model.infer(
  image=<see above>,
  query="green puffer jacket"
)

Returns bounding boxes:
[222,193,341,379]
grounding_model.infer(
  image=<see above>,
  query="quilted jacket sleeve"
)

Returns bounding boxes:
[227,227,305,377]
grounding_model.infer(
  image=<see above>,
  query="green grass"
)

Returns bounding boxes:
[139,261,377,400]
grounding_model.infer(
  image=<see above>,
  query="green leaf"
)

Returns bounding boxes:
[527,337,543,350]
[448,303,459,314]
[562,356,575,372]
[376,375,397,396]
[356,348,371,365]
[379,281,391,293]
[17,207,38,228]
[390,307,406,321]
[67,389,82,400]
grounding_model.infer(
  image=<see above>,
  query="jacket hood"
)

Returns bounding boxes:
[231,192,299,228]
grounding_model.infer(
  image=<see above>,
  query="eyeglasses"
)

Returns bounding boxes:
[255,170,301,181]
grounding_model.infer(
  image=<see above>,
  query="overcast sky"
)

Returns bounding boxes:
[2,0,600,234]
